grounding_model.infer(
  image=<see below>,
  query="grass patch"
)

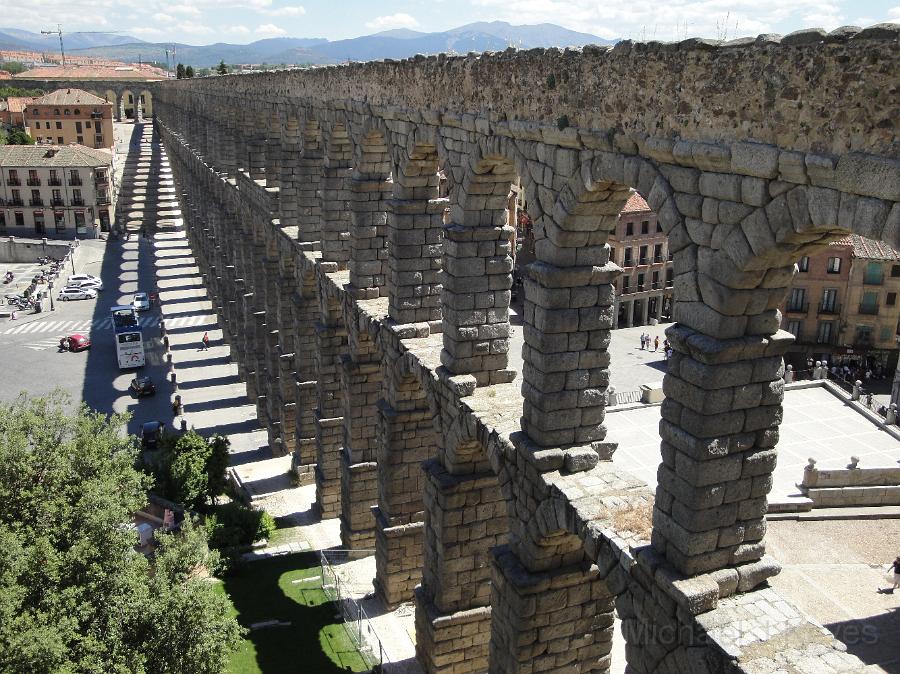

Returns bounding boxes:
[215,551,371,674]
[611,501,654,541]
[265,516,306,548]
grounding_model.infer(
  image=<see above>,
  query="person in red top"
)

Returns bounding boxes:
[201,332,210,350]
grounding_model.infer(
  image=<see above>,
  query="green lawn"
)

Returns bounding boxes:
[215,552,373,674]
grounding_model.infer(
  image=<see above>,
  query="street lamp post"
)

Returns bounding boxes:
[49,281,55,311]
[69,243,76,275]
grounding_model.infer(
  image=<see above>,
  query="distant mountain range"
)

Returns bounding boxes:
[0,22,614,68]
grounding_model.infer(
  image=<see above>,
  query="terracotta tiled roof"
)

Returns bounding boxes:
[0,144,112,168]
[29,88,110,106]
[849,234,900,261]
[5,97,34,113]
[14,65,164,81]
[620,191,651,214]
[0,71,12,80]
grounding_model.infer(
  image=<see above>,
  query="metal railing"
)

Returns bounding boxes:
[858,303,879,315]
[785,302,809,313]
[319,549,387,669]
[26,178,41,186]
[68,177,83,186]
[7,177,20,186]
[50,198,65,207]
[609,389,643,405]
[817,302,840,315]
[29,198,43,207]
[863,276,884,286]
[48,178,62,186]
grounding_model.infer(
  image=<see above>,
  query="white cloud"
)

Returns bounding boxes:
[227,25,251,34]
[889,6,900,20]
[152,12,174,22]
[264,5,306,17]
[365,13,420,31]
[168,5,202,16]
[176,20,215,35]
[129,26,165,37]
[255,23,287,36]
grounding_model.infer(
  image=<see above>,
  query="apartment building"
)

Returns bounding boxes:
[24,89,114,150]
[609,192,674,328]
[0,144,116,239]
[781,235,900,372]
[0,97,34,127]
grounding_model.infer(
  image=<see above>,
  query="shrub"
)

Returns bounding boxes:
[204,502,275,551]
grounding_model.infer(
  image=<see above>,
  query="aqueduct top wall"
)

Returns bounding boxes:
[116,24,900,674]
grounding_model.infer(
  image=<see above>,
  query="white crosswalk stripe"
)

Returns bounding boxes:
[23,338,65,352]
[1,313,215,336]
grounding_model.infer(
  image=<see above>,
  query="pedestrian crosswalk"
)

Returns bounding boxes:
[1,313,214,336]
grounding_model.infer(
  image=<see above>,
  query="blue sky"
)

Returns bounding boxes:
[10,0,899,45]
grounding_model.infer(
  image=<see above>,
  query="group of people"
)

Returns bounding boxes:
[639,333,673,360]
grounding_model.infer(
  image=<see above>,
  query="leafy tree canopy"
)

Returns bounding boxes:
[0,393,242,674]
[0,61,27,75]
[184,65,195,78]
[216,60,228,75]
[1,129,35,146]
[176,63,185,79]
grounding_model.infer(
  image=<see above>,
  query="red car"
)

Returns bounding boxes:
[60,334,91,352]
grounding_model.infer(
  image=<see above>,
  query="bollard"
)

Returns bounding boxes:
[851,380,862,401]
[887,404,898,425]
[784,364,794,384]
[607,385,617,406]
[170,372,177,385]
[163,335,169,350]
[167,352,172,364]
[180,418,187,432]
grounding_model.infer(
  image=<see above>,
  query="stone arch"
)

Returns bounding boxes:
[318,114,353,267]
[138,89,153,118]
[120,89,136,120]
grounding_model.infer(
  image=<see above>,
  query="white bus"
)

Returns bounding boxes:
[112,305,145,369]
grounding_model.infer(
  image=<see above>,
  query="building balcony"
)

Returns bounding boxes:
[623,259,633,268]
[863,276,884,286]
[29,198,43,207]
[858,303,879,315]
[654,255,665,263]
[8,198,23,207]
[71,198,85,207]
[814,333,840,346]
[68,177,83,186]
[785,302,809,314]
[7,178,20,186]
[638,257,649,265]
[665,279,674,287]
[50,198,65,207]
[95,174,109,185]
[97,196,110,205]
[47,178,62,187]
[651,281,664,290]
[854,337,875,350]
[818,302,840,315]
[26,178,41,187]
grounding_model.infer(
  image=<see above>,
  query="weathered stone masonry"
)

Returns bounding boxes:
[124,23,900,674]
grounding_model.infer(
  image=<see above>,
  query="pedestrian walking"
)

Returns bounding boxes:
[654,336,659,351]
[880,556,900,593]
[9,310,16,321]
[201,332,210,350]
[640,334,645,350]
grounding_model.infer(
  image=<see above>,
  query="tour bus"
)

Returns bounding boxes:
[111,305,145,369]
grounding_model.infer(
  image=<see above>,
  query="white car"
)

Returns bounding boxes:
[66,278,103,292]
[67,273,101,287]
[133,292,150,311]
[58,287,97,301]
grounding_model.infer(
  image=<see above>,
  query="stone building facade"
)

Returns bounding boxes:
[49,23,900,674]
[0,144,116,238]
[780,235,900,372]
[24,89,114,149]
[609,192,674,328]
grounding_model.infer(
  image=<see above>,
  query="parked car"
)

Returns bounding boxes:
[133,292,150,311]
[58,287,97,301]
[66,278,103,292]
[141,420,163,450]
[67,273,101,287]
[129,375,157,397]
[60,333,91,352]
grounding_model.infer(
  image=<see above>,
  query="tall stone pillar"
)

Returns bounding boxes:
[320,123,352,267]
[625,300,634,327]
[441,159,516,386]
[348,131,391,299]
[373,336,435,607]
[296,121,324,249]
[415,448,507,674]
[339,303,382,549]
[387,148,444,327]
[291,264,320,483]
[265,109,282,191]
[641,297,650,325]
[314,277,347,518]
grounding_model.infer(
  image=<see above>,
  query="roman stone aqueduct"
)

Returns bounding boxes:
[26,24,900,673]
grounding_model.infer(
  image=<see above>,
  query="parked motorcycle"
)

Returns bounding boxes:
[3,272,12,284]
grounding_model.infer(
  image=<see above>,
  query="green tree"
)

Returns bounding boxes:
[150,430,230,510]
[216,59,228,75]
[0,393,242,674]
[185,65,195,78]
[206,434,230,502]
[176,62,185,79]
[2,129,35,146]
[0,61,27,75]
